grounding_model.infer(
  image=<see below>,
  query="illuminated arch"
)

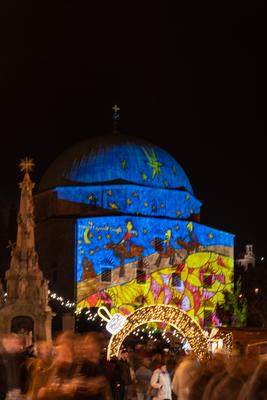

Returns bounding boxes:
[107,304,209,361]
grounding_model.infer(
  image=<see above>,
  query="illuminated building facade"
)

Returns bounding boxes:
[34,134,234,328]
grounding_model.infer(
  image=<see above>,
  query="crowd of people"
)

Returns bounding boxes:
[1,330,267,400]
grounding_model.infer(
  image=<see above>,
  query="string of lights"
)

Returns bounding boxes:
[106,304,210,361]
[3,290,231,355]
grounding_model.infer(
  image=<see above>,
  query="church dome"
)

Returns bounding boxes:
[38,134,193,193]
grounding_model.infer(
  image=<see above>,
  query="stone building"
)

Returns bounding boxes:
[34,134,234,328]
[236,244,256,271]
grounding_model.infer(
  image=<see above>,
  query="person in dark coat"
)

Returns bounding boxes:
[74,332,113,400]
[0,333,27,400]
[116,349,132,400]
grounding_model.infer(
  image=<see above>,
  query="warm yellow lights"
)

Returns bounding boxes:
[107,304,210,361]
[217,331,233,354]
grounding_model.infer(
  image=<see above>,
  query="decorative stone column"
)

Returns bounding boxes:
[0,158,54,340]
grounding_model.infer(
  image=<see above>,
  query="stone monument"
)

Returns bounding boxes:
[0,158,54,340]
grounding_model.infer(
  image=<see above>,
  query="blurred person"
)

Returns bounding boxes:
[105,350,136,400]
[126,349,137,400]
[105,356,123,400]
[25,340,53,399]
[36,332,79,399]
[0,333,27,400]
[149,363,172,400]
[128,345,142,371]
[236,349,260,400]
[75,331,112,400]
[242,358,267,400]
[164,353,177,379]
[54,330,77,348]
[211,355,249,400]
[36,332,109,399]
[187,364,211,400]
[150,352,162,371]
[187,354,226,400]
[171,353,199,400]
[135,356,153,400]
[201,353,227,400]
[18,328,32,350]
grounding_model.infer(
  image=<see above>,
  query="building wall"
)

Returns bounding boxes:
[76,215,234,328]
[35,217,75,301]
[34,188,234,329]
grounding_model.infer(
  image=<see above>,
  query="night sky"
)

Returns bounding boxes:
[0,2,265,272]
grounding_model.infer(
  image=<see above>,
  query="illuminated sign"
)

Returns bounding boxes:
[97,306,127,334]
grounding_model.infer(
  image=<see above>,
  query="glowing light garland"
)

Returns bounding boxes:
[48,292,101,323]
[106,304,210,361]
[48,291,76,308]
[45,293,232,355]
[217,331,232,354]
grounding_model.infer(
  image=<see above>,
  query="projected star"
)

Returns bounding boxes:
[142,147,162,179]
[141,171,148,181]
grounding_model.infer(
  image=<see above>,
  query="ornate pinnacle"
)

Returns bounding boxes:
[19,157,35,173]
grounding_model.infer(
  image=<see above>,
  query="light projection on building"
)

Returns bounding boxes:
[76,215,234,327]
[55,184,202,220]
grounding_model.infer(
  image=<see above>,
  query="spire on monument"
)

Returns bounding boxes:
[0,158,54,340]
[19,157,35,173]
[112,104,120,134]
[5,157,42,290]
[16,157,36,253]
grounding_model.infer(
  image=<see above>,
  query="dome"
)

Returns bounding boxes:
[38,134,193,193]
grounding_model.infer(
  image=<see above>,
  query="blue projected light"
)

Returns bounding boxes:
[64,142,193,191]
[55,185,202,219]
[75,216,234,282]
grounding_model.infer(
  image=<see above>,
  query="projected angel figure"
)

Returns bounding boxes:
[105,220,143,277]
[176,222,200,253]
[118,220,136,252]
[152,228,176,268]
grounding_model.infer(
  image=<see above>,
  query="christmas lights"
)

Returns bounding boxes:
[107,304,210,361]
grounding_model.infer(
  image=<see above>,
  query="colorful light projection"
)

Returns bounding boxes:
[55,184,202,220]
[62,141,194,192]
[76,216,234,327]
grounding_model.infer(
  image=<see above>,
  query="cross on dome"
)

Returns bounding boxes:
[112,104,120,120]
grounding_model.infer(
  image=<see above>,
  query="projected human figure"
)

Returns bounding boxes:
[119,220,134,252]
[176,222,199,253]
[153,228,176,268]
[106,220,143,277]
